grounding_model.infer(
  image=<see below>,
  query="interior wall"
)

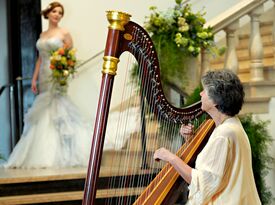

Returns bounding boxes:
[0,0,11,162]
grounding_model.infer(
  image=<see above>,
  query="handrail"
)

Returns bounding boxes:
[76,50,104,71]
[206,0,268,33]
[0,83,13,96]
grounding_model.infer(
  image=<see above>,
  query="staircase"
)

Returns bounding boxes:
[208,2,275,115]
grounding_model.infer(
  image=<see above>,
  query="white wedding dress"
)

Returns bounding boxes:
[3,37,92,168]
[3,37,141,169]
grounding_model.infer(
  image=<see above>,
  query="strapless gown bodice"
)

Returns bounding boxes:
[36,37,63,93]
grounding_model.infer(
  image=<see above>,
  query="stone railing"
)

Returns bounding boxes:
[201,0,275,82]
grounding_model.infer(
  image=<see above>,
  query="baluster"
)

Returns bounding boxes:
[249,5,264,81]
[224,21,239,74]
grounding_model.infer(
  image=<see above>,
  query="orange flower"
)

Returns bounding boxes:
[67,60,75,67]
[63,44,69,49]
[58,48,65,55]
[50,64,55,70]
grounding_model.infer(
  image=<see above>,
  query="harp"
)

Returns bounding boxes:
[82,11,215,205]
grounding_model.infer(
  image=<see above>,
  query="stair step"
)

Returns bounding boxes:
[211,57,274,71]
[0,191,83,205]
[237,45,273,60]
[237,34,273,49]
[0,166,158,205]
[238,21,273,39]
[243,80,275,98]
[97,187,144,198]
[241,96,271,114]
[0,167,86,185]
[0,187,145,205]
[211,42,274,65]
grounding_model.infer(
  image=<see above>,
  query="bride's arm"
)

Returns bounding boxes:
[32,56,41,94]
[62,29,73,48]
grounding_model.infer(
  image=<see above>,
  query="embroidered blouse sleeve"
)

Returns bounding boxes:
[188,135,231,204]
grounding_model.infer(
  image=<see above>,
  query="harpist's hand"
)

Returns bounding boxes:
[180,123,194,142]
[31,80,38,94]
[154,147,175,163]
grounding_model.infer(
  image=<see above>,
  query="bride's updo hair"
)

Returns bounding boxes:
[41,2,64,19]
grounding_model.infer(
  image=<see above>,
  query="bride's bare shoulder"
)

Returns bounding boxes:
[39,31,48,38]
[59,27,71,35]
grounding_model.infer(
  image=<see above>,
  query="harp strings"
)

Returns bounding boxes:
[131,26,187,202]
[103,24,204,204]
[104,49,139,204]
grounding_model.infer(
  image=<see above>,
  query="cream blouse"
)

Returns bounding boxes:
[187,117,261,205]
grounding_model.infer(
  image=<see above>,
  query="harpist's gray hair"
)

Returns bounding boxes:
[201,69,245,116]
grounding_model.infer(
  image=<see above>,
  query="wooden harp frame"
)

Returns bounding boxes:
[82,11,214,205]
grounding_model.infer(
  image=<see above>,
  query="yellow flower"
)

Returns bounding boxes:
[68,48,76,56]
[63,70,69,77]
[53,54,61,61]
[177,17,186,26]
[179,25,189,32]
[61,56,67,65]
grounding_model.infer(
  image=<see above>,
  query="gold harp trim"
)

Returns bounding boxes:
[102,56,120,75]
[106,10,131,31]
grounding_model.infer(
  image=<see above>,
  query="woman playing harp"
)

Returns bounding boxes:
[154,70,261,205]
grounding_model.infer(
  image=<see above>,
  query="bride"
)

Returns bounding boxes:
[3,1,141,169]
[4,2,92,168]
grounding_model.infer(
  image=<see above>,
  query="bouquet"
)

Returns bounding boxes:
[49,46,77,93]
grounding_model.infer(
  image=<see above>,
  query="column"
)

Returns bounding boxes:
[249,5,264,81]
[224,21,239,74]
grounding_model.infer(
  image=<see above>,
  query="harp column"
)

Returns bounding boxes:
[82,11,131,205]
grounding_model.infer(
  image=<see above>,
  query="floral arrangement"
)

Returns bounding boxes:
[49,46,77,92]
[144,0,214,57]
[130,0,216,98]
